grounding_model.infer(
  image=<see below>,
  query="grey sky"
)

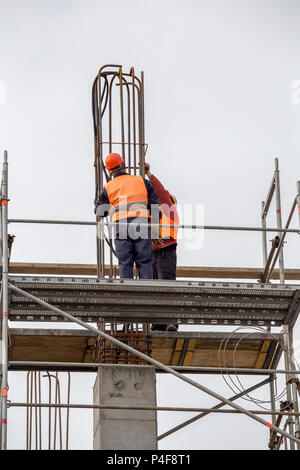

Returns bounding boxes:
[1,0,300,449]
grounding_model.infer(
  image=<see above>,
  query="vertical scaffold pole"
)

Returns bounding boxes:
[274,158,285,283]
[297,181,300,228]
[282,325,295,450]
[288,326,300,449]
[269,374,277,427]
[261,201,267,266]
[1,151,9,450]
[0,156,3,446]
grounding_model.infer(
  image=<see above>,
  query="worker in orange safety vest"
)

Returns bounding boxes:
[95,153,160,279]
[145,162,179,331]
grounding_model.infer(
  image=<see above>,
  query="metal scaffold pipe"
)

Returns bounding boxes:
[1,151,9,450]
[274,158,285,283]
[7,402,300,416]
[7,361,300,375]
[261,201,267,266]
[288,327,300,449]
[282,325,295,449]
[4,282,300,447]
[265,197,297,283]
[7,218,300,234]
[297,181,300,228]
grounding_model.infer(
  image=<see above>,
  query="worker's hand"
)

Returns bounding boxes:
[144,162,150,175]
[152,239,164,245]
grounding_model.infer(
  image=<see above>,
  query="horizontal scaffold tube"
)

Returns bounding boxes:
[7,402,300,416]
[7,218,300,233]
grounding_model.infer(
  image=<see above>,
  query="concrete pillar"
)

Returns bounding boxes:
[93,365,157,450]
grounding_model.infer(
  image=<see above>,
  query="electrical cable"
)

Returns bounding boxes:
[218,326,287,410]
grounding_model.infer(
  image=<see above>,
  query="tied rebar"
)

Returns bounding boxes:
[92,65,146,278]
[26,371,71,450]
[94,321,152,365]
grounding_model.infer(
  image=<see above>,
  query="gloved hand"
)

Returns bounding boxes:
[152,239,164,245]
[144,162,151,177]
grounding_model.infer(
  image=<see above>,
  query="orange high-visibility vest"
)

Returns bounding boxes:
[160,207,179,241]
[105,174,150,222]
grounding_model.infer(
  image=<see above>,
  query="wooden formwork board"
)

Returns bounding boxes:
[7,329,281,372]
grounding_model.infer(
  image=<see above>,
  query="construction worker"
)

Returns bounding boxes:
[95,153,159,279]
[145,162,179,331]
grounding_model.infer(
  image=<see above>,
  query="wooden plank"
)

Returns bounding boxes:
[170,338,185,366]
[191,349,258,368]
[3,262,300,280]
[183,339,197,366]
[8,330,279,369]
[83,337,96,363]
[254,340,271,369]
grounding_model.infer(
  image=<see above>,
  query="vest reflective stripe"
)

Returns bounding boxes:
[160,208,179,241]
[105,175,149,222]
[111,201,148,214]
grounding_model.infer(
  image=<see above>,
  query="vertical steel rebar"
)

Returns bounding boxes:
[26,372,30,449]
[44,372,52,450]
[131,69,137,175]
[53,375,57,450]
[127,80,131,175]
[34,371,38,449]
[57,375,63,450]
[119,67,125,160]
[274,158,285,283]
[1,151,8,450]
[96,70,105,279]
[29,371,33,449]
[66,372,71,450]
[140,71,145,178]
[38,371,42,449]
[52,373,63,450]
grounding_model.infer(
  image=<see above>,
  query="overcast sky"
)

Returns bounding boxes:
[1,0,300,450]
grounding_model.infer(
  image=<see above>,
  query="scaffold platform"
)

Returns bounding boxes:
[8,276,300,327]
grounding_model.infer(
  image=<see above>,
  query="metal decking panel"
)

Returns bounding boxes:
[7,276,300,327]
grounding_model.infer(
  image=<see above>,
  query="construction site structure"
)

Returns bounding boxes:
[1,64,300,450]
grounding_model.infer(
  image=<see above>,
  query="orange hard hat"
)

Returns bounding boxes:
[105,153,124,170]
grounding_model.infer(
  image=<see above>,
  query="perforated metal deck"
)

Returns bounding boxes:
[8,276,300,327]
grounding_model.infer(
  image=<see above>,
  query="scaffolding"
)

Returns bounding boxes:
[1,64,300,450]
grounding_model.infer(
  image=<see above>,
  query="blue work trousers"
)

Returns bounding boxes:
[114,218,153,279]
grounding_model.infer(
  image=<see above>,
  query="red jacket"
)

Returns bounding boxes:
[149,174,179,251]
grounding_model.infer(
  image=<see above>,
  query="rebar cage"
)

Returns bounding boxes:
[92,64,147,278]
